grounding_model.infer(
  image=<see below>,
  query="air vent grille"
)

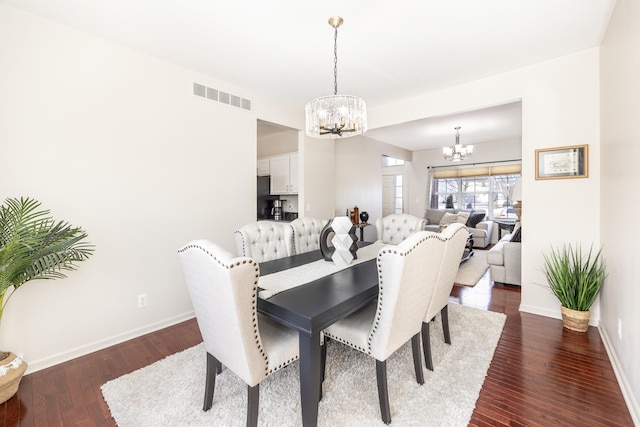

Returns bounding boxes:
[193,82,251,111]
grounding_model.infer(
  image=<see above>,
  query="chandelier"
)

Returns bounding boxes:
[443,127,474,161]
[305,16,367,139]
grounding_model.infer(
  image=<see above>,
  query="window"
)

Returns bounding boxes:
[394,175,403,214]
[382,156,406,215]
[430,165,521,220]
[382,155,405,167]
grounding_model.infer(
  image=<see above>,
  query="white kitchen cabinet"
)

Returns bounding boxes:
[270,153,298,194]
[257,158,270,176]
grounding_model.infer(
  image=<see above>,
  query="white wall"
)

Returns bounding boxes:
[361,49,602,325]
[257,130,298,158]
[299,134,336,220]
[599,0,640,422]
[0,5,301,372]
[335,135,412,225]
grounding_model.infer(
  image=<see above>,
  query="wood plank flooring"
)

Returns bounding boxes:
[0,270,634,426]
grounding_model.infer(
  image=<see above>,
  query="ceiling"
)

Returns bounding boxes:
[3,0,616,151]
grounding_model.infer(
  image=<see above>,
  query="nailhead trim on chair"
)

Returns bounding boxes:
[366,233,441,351]
[326,232,444,355]
[178,243,291,376]
[234,230,248,256]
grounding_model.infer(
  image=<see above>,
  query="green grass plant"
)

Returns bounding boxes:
[542,244,606,312]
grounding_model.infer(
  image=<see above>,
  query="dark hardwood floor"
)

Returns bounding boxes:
[1,270,634,426]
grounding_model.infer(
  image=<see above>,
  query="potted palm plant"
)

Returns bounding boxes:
[0,197,93,403]
[542,243,606,332]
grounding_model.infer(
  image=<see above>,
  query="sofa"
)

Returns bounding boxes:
[424,209,494,248]
[487,229,521,286]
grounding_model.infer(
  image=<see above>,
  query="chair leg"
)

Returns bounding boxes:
[421,322,434,371]
[411,334,424,384]
[441,305,451,344]
[320,339,327,400]
[246,384,259,427]
[376,360,392,424]
[203,352,217,411]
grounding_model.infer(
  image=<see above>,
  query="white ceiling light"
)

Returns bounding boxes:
[443,126,474,161]
[305,16,367,139]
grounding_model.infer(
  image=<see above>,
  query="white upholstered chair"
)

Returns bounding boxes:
[323,231,445,424]
[234,221,294,263]
[375,213,427,245]
[177,240,300,426]
[290,217,328,254]
[421,223,469,370]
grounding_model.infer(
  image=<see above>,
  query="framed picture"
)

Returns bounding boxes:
[535,145,588,180]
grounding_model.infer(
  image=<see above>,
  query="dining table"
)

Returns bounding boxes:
[257,242,383,427]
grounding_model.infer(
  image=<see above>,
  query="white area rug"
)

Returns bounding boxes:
[455,249,489,286]
[102,304,505,426]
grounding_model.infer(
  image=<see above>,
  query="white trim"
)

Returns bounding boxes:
[24,311,196,374]
[598,326,640,426]
[518,304,599,326]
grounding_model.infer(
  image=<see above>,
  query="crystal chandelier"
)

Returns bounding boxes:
[305,16,367,139]
[443,127,474,161]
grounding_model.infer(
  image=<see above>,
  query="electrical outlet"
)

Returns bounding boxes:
[138,293,147,308]
[617,318,622,340]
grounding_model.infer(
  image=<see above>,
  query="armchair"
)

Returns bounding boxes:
[323,231,445,424]
[487,232,521,286]
[177,240,300,426]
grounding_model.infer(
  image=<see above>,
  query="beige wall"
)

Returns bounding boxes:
[0,5,301,372]
[599,0,640,421]
[335,136,412,224]
[362,48,602,324]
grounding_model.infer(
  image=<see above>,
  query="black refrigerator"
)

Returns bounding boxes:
[257,176,279,220]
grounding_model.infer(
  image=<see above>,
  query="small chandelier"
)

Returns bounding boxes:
[305,16,367,139]
[443,127,474,161]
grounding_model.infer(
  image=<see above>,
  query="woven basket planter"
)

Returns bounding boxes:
[0,352,28,404]
[561,306,591,332]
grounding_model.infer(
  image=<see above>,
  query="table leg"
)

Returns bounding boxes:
[299,331,321,427]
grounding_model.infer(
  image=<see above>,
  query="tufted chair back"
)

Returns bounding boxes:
[375,213,427,245]
[290,217,328,254]
[234,222,294,263]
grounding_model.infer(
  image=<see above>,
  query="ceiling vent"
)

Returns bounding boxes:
[193,82,251,111]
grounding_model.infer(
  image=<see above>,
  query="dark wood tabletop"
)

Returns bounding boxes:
[257,245,379,427]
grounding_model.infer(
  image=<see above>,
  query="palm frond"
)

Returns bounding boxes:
[0,197,94,299]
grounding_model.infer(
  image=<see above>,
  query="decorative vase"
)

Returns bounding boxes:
[0,352,27,404]
[560,306,590,332]
[359,211,369,224]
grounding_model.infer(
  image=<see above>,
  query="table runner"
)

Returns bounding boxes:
[258,242,386,299]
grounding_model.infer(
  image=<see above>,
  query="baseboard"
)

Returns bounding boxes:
[518,303,561,321]
[598,326,640,426]
[24,311,196,374]
[518,304,600,326]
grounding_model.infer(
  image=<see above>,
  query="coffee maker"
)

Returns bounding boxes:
[272,199,286,221]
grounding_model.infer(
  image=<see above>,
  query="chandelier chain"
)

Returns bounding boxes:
[333,26,338,95]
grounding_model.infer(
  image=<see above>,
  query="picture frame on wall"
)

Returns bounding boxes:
[535,145,588,180]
